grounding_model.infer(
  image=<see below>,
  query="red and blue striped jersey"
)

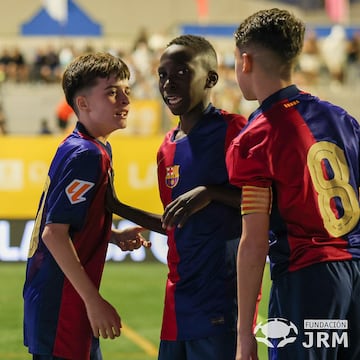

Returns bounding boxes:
[157,104,246,340]
[226,85,360,279]
[23,122,113,359]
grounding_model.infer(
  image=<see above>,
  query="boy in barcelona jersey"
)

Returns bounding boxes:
[23,52,150,360]
[226,8,360,360]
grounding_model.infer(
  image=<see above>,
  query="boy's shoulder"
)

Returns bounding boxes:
[216,108,247,128]
[56,131,108,162]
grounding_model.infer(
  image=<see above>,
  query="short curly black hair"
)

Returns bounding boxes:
[234,8,305,64]
[167,34,218,70]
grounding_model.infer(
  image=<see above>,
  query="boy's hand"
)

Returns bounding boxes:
[84,294,122,339]
[162,186,211,229]
[111,226,151,250]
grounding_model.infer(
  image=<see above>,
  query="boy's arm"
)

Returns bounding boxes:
[106,172,165,234]
[162,185,241,229]
[42,223,122,339]
[109,199,165,235]
[236,212,269,360]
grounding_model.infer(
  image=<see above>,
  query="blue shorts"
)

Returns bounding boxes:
[32,336,102,360]
[266,260,360,360]
[158,331,236,360]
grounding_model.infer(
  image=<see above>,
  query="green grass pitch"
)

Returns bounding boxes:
[0,261,270,359]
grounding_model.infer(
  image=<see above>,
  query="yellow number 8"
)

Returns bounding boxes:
[307,141,360,237]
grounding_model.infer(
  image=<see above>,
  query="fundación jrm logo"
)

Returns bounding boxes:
[255,318,348,349]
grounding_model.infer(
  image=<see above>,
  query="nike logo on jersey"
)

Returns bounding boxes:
[65,179,95,204]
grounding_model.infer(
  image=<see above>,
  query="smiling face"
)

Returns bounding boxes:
[76,75,131,140]
[157,44,210,117]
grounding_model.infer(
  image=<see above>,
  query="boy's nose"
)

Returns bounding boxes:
[164,78,176,90]
[119,93,130,104]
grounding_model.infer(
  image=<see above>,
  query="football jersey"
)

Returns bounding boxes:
[23,122,113,359]
[157,104,246,340]
[226,85,360,279]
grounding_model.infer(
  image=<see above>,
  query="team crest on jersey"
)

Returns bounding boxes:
[165,165,180,188]
[65,179,94,204]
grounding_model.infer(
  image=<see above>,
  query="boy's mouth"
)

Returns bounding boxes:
[114,110,128,118]
[166,95,182,106]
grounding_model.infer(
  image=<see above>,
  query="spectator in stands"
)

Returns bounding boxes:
[39,118,52,135]
[346,31,360,87]
[297,30,323,86]
[0,104,8,135]
[7,47,28,82]
[59,43,76,72]
[0,48,12,81]
[321,24,348,86]
[131,28,154,77]
[32,45,61,83]
[56,97,75,133]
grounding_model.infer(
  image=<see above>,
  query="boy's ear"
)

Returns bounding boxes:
[76,95,88,111]
[242,52,252,73]
[206,71,219,88]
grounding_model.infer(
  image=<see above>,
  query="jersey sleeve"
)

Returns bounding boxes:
[226,128,273,189]
[46,148,103,230]
[220,111,247,151]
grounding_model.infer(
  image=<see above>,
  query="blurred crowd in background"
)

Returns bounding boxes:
[1,24,360,135]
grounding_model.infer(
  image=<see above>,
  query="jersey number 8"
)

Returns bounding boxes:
[307,141,360,237]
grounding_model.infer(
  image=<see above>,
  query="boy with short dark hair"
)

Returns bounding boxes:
[226,8,360,360]
[109,35,259,360]
[156,35,247,360]
[23,52,149,360]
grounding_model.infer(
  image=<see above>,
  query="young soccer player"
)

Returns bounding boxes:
[23,52,149,360]
[108,34,252,359]
[156,35,247,360]
[226,8,360,360]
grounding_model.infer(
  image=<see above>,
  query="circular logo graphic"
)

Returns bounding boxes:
[255,318,298,348]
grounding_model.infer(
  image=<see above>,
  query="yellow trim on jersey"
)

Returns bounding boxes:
[241,185,272,215]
